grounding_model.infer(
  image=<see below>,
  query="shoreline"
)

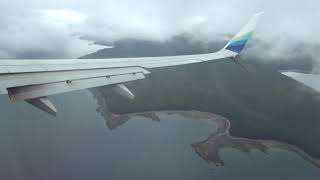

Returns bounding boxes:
[94,105,320,168]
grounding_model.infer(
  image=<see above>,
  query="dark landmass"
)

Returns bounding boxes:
[83,36,320,160]
[81,34,225,59]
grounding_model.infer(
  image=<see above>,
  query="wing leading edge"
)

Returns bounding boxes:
[0,13,263,115]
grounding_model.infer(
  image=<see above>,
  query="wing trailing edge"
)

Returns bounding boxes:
[7,73,146,102]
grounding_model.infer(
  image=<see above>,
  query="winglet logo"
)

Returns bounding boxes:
[225,31,253,53]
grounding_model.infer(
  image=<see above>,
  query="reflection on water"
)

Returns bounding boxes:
[0,90,319,179]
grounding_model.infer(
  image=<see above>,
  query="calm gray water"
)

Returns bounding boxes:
[0,90,319,180]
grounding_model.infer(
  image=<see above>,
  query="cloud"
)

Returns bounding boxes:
[0,7,104,59]
[37,9,88,28]
[0,0,319,62]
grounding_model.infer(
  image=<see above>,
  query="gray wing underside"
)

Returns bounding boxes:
[0,49,237,115]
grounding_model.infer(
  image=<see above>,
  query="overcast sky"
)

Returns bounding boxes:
[0,0,317,60]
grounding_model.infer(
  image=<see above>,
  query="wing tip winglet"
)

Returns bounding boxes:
[223,12,263,54]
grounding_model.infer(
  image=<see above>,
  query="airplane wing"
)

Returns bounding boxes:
[0,12,263,115]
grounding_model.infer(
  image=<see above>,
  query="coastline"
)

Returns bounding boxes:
[93,103,320,168]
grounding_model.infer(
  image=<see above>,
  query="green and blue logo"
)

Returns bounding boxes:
[226,32,253,53]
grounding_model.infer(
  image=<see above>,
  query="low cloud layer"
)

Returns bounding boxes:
[0,0,318,64]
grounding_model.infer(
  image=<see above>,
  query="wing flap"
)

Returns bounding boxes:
[8,73,145,102]
[0,67,149,88]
